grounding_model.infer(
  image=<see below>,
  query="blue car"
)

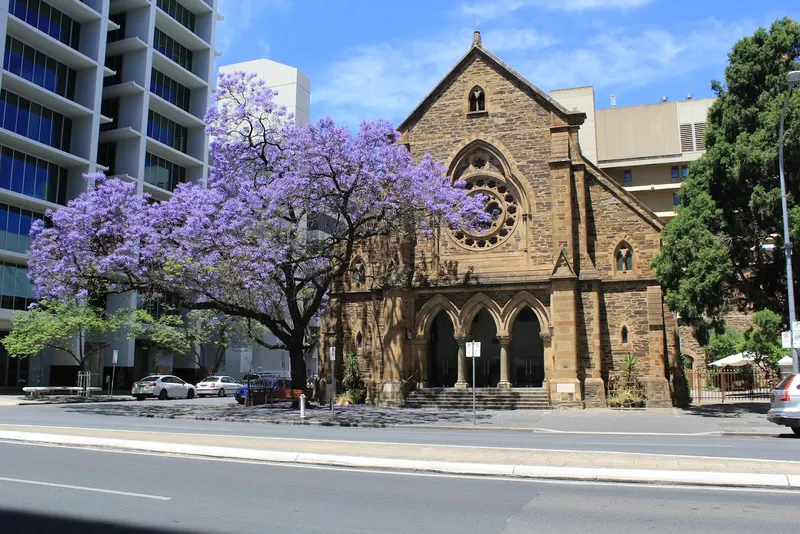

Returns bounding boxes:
[234,375,291,404]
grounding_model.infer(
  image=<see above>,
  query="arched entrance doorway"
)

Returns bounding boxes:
[510,307,545,387]
[427,311,458,387]
[469,309,501,387]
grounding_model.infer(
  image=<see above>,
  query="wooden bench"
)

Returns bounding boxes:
[265,388,310,404]
[23,386,103,398]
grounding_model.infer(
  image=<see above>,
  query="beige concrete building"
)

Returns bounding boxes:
[551,87,715,220]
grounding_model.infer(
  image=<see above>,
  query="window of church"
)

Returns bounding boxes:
[356,332,363,349]
[614,242,634,273]
[450,176,519,250]
[621,326,629,345]
[468,86,486,113]
[351,259,366,286]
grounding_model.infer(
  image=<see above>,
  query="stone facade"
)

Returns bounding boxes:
[321,33,678,408]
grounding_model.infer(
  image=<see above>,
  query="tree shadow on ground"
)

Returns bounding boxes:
[679,402,770,418]
[62,402,495,426]
[0,509,199,534]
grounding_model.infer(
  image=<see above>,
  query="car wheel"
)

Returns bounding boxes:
[135,396,145,401]
[158,389,168,401]
[236,397,244,405]
[218,388,226,398]
[187,389,195,400]
[792,426,800,436]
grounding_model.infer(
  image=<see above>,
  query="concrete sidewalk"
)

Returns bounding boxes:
[1,424,798,490]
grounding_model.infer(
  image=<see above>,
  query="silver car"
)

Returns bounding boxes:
[767,373,800,435]
[132,375,196,401]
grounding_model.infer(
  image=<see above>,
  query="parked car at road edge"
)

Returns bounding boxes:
[195,376,242,397]
[767,373,800,435]
[132,375,196,401]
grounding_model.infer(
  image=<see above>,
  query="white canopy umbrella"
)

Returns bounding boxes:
[709,352,756,367]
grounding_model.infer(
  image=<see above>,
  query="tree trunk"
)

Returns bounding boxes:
[288,344,307,390]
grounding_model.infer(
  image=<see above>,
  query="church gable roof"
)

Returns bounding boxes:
[397,32,586,132]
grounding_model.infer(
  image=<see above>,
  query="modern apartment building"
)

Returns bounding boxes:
[551,87,715,220]
[0,0,220,389]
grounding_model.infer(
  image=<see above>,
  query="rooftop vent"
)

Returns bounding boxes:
[686,94,693,100]
[610,94,617,107]
[661,96,668,103]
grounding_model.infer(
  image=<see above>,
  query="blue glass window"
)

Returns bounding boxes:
[0,90,71,151]
[9,0,81,51]
[0,144,68,204]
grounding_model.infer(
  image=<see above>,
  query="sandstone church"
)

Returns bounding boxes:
[321,31,680,408]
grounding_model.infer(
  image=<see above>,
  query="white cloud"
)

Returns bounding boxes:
[462,0,652,20]
[216,0,253,55]
[313,29,553,125]
[517,19,754,93]
[216,0,289,58]
[314,18,757,127]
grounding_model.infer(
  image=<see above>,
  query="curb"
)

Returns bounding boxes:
[132,413,783,437]
[0,430,797,490]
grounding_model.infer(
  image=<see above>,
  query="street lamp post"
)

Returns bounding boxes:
[779,70,800,374]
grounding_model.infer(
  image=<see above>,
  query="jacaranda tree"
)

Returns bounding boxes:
[28,72,485,389]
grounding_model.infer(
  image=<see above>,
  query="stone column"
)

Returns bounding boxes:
[497,335,512,389]
[584,282,606,408]
[455,337,468,389]
[643,286,671,408]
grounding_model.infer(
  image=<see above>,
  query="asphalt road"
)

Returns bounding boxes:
[1,402,799,462]
[0,441,796,534]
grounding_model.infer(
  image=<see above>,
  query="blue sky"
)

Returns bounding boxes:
[215,0,799,128]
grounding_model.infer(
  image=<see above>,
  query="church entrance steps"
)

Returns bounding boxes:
[404,387,550,409]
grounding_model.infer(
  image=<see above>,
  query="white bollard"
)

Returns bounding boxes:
[300,394,306,419]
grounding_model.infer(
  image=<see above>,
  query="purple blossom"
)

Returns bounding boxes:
[29,72,486,388]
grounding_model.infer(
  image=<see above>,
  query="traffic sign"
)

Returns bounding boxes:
[329,347,336,361]
[466,341,481,358]
[782,331,800,349]
[112,350,118,364]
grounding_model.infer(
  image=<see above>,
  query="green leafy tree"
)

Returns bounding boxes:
[742,309,788,372]
[705,327,746,362]
[2,299,140,372]
[137,309,274,377]
[653,18,800,327]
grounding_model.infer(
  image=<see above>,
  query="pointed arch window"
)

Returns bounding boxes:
[621,326,629,345]
[615,241,634,273]
[351,259,366,286]
[356,332,363,349]
[469,86,486,113]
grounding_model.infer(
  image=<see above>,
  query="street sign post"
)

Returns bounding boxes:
[329,346,336,417]
[466,341,481,425]
[109,349,118,397]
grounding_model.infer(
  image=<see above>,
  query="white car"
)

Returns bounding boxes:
[195,376,242,397]
[132,375,196,401]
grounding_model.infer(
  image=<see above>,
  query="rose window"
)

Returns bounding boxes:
[450,177,519,250]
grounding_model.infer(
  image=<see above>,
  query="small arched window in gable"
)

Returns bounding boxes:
[356,332,363,349]
[351,259,366,286]
[469,86,486,113]
[615,242,634,273]
[621,326,629,345]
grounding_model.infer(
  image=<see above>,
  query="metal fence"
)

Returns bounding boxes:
[77,371,93,398]
[685,368,777,403]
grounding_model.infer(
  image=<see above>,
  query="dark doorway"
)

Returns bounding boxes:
[427,311,458,387]
[510,308,545,387]
[469,309,500,387]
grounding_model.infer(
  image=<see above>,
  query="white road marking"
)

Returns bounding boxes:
[0,476,171,500]
[1,441,796,496]
[0,424,787,463]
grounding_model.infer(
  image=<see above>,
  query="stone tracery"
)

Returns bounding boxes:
[448,147,521,251]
